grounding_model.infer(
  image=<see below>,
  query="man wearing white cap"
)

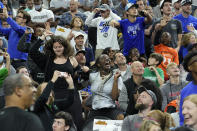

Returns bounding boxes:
[85,4,121,59]
[67,32,95,66]
[110,2,152,57]
[151,0,182,49]
[174,0,197,33]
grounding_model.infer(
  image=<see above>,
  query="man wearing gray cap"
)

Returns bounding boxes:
[174,0,197,33]
[85,4,121,59]
[121,86,157,131]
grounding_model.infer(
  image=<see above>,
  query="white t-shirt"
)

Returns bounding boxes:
[28,8,55,23]
[85,11,120,50]
[50,0,70,8]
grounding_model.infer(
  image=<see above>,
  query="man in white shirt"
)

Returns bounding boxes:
[28,0,55,23]
[85,4,121,59]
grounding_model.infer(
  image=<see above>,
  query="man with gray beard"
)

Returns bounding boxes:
[121,86,157,131]
[114,52,132,82]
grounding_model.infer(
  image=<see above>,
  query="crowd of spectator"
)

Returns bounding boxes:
[0,0,197,131]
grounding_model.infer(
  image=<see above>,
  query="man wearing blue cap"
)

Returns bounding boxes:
[110,2,152,57]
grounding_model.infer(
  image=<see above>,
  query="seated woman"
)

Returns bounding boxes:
[88,54,124,120]
[145,110,175,131]
[182,94,197,131]
[139,120,162,131]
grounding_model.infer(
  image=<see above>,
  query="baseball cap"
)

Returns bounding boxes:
[125,3,138,11]
[74,32,84,39]
[181,0,192,6]
[160,0,172,9]
[172,0,179,5]
[76,50,86,56]
[138,86,157,106]
[99,4,110,11]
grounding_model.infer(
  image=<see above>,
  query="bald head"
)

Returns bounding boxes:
[131,61,144,75]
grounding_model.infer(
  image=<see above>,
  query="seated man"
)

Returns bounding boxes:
[143,53,164,88]
[154,32,179,80]
[161,62,187,111]
[121,86,157,131]
[118,61,145,114]
[52,111,77,131]
[114,52,132,82]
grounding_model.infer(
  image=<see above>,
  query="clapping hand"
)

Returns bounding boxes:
[51,70,61,83]
[64,73,74,89]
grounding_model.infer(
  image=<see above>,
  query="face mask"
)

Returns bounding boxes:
[0,56,4,63]
[35,4,42,11]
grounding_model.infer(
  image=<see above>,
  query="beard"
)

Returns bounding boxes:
[135,103,149,111]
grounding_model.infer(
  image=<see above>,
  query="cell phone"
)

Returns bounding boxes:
[46,36,51,41]
[0,8,3,13]
[139,11,146,17]
[60,72,68,77]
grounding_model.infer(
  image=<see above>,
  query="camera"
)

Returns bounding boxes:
[139,11,146,17]
[60,72,68,77]
[46,36,51,41]
[77,69,90,81]
[0,8,3,13]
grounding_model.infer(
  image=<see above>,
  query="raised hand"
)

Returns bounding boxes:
[64,74,74,89]
[66,31,75,41]
[51,70,61,83]
[114,71,121,80]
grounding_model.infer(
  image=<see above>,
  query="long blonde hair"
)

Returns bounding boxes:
[140,120,162,131]
[183,94,197,107]
[146,110,175,131]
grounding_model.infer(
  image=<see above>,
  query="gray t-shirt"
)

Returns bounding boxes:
[161,80,187,110]
[121,114,143,131]
[151,18,182,48]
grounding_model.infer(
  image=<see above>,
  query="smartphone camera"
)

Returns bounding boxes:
[139,11,146,17]
[0,8,3,13]
[46,36,51,41]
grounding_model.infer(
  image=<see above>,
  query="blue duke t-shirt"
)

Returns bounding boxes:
[119,17,145,56]
[173,14,197,33]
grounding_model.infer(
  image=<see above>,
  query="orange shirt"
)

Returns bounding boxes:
[154,44,179,80]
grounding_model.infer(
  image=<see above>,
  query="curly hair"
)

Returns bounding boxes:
[70,16,84,30]
[183,51,197,72]
[146,110,175,131]
[44,35,74,60]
